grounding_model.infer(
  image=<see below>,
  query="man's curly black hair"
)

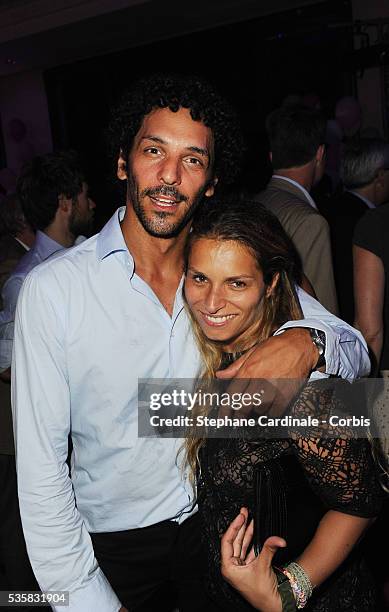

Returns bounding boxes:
[107,73,244,188]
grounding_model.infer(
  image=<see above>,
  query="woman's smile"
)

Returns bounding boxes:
[200,312,239,327]
[185,238,268,351]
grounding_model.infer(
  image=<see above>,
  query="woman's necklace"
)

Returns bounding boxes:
[221,342,259,367]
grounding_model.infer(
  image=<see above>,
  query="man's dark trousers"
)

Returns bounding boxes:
[91,512,221,611]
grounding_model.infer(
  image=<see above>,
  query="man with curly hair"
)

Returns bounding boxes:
[12,74,369,612]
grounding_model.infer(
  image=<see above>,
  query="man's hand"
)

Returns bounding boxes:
[221,508,285,612]
[217,328,318,380]
[216,328,319,417]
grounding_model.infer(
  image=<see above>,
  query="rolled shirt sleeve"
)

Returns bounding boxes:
[12,269,121,612]
[0,276,23,371]
[274,287,370,380]
[0,321,14,371]
[1,275,23,322]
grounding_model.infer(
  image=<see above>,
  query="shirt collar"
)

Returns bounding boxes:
[272,174,318,210]
[348,190,376,209]
[97,206,134,271]
[34,230,64,261]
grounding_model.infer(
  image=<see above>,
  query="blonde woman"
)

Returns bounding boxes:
[183,198,382,612]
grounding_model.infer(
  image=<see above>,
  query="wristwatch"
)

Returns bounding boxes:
[274,567,297,611]
[309,328,326,370]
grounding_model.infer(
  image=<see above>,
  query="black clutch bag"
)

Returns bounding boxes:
[253,454,326,566]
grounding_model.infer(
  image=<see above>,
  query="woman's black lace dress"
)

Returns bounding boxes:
[197,379,383,611]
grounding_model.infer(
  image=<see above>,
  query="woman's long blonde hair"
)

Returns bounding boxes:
[182,198,304,478]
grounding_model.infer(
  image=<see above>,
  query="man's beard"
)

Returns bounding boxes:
[69,209,94,239]
[127,173,208,239]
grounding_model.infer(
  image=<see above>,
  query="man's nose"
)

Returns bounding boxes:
[158,157,181,186]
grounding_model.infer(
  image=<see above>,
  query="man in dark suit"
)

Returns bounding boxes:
[0,194,37,600]
[325,139,389,322]
[257,105,338,315]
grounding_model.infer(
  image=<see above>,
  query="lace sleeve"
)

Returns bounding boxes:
[288,381,383,517]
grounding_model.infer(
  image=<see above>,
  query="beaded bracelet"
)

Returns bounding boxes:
[281,562,313,609]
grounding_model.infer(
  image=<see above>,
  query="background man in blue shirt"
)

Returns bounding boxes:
[0,153,95,605]
[12,74,369,612]
[0,150,96,375]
